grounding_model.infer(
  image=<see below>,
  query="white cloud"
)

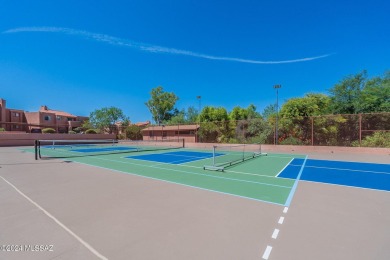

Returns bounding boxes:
[3,27,333,64]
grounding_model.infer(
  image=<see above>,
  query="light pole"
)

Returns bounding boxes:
[197,96,202,114]
[273,84,282,144]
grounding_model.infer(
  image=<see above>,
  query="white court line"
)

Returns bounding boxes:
[126,156,199,165]
[275,158,294,177]
[65,161,285,206]
[299,179,390,193]
[283,207,288,213]
[284,155,308,207]
[272,229,280,239]
[39,148,293,179]
[128,153,274,177]
[92,156,292,189]
[303,165,390,175]
[278,216,285,224]
[155,152,212,159]
[262,246,273,259]
[224,169,281,178]
[0,176,108,260]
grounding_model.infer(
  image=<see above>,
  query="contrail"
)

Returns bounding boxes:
[3,27,333,64]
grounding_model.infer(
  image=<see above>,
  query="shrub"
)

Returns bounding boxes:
[0,128,5,132]
[42,128,56,134]
[125,125,143,140]
[73,127,83,133]
[68,130,77,134]
[352,132,390,148]
[117,133,126,140]
[85,129,98,134]
[280,136,304,145]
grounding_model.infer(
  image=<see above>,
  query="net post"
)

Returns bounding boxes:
[34,140,38,160]
[212,146,216,167]
[242,144,245,162]
[182,138,185,148]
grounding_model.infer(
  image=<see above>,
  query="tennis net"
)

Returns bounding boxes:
[35,139,185,160]
[203,143,267,171]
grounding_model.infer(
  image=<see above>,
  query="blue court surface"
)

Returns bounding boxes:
[71,146,136,153]
[126,151,222,164]
[278,158,390,192]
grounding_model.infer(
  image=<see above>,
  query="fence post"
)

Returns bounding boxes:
[359,113,362,146]
[311,117,314,146]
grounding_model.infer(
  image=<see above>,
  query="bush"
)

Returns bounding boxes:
[85,129,98,134]
[353,132,390,148]
[117,133,126,140]
[125,125,143,140]
[42,128,56,134]
[68,130,77,134]
[73,127,83,133]
[0,128,5,132]
[280,136,304,145]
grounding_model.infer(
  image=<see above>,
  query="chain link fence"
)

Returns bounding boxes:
[2,113,389,147]
[139,112,389,147]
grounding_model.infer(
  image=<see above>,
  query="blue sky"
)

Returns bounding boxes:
[1,0,389,123]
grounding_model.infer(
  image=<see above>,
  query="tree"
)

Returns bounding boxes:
[328,70,390,114]
[229,104,260,121]
[199,106,229,122]
[186,106,199,123]
[198,106,232,142]
[89,107,129,134]
[279,93,331,118]
[328,71,367,114]
[359,71,390,113]
[168,109,186,124]
[247,118,273,144]
[228,105,261,143]
[125,125,143,140]
[145,86,179,125]
[278,93,331,144]
[165,106,199,124]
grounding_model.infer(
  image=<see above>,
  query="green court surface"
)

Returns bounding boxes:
[32,147,306,205]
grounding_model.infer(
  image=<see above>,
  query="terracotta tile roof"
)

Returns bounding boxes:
[40,107,77,118]
[134,121,151,127]
[142,124,199,131]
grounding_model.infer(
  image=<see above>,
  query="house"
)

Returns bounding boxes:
[0,98,88,133]
[0,99,27,131]
[141,124,200,143]
[24,105,88,133]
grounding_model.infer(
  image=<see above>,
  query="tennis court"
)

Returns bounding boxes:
[1,140,389,260]
[34,140,390,204]
[34,139,305,206]
[278,158,390,191]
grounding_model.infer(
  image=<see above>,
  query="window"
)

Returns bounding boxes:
[44,115,51,121]
[176,130,191,135]
[13,112,20,117]
[13,125,19,129]
[56,116,62,120]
